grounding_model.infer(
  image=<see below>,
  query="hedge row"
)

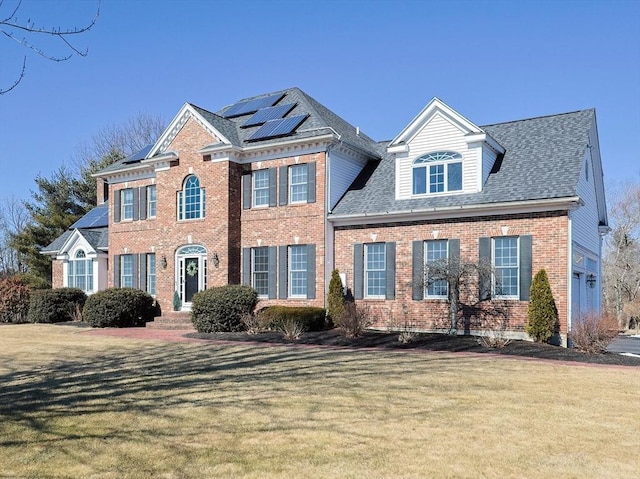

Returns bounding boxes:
[258,306,329,332]
[28,288,87,323]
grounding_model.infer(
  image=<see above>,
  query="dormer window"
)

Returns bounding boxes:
[412,151,462,195]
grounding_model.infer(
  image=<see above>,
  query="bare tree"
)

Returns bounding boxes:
[603,182,640,329]
[0,0,101,94]
[0,196,28,276]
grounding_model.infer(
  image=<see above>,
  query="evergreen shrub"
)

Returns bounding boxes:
[526,269,558,342]
[28,287,86,323]
[84,288,155,328]
[0,276,31,323]
[191,285,258,333]
[327,269,345,327]
[258,306,328,332]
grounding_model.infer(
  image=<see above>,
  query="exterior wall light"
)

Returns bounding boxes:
[161,255,168,270]
[212,252,220,268]
[586,273,596,289]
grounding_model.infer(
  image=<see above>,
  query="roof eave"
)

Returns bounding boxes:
[328,196,581,226]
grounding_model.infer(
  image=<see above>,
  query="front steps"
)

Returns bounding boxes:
[146,311,195,331]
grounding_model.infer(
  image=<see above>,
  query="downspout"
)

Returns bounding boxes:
[566,214,573,347]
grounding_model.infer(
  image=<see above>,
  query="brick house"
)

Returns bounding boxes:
[43,88,608,344]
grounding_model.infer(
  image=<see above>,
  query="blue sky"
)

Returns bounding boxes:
[1,0,638,204]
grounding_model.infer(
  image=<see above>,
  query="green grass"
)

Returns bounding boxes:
[0,324,638,479]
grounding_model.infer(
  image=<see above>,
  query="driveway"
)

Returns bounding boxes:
[608,335,640,356]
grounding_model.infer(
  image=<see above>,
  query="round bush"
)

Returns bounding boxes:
[84,288,155,328]
[191,285,258,333]
[27,288,87,323]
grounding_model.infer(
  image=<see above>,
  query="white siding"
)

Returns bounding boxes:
[482,146,498,186]
[397,112,480,198]
[329,148,367,210]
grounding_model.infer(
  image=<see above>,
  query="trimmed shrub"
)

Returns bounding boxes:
[526,269,558,343]
[339,301,373,338]
[570,313,619,354]
[327,269,344,327]
[28,288,87,324]
[191,285,258,333]
[84,288,155,328]
[258,306,327,332]
[0,276,31,323]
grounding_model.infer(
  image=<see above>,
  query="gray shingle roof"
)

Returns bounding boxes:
[330,109,594,217]
[42,227,108,254]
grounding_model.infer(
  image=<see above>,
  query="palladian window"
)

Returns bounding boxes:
[412,151,463,195]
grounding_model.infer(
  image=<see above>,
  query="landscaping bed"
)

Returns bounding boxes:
[188,329,640,366]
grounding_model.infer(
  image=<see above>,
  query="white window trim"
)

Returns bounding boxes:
[251,247,269,297]
[288,245,307,298]
[120,254,134,288]
[121,189,134,221]
[178,176,205,221]
[147,253,156,296]
[424,240,449,299]
[412,151,463,196]
[252,170,270,208]
[289,164,308,204]
[492,236,520,300]
[364,243,386,299]
[147,185,157,219]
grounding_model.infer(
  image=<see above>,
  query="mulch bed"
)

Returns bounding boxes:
[187,329,640,367]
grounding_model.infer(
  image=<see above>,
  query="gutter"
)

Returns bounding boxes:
[328,196,582,226]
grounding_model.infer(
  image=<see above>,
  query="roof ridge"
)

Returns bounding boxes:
[481,108,594,128]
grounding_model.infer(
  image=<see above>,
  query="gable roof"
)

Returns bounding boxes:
[42,227,108,255]
[330,109,595,219]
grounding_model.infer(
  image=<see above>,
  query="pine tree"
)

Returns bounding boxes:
[327,269,345,327]
[526,269,558,342]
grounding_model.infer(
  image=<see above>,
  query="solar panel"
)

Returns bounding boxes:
[123,144,153,164]
[248,115,308,141]
[70,205,109,229]
[242,103,297,127]
[222,93,285,118]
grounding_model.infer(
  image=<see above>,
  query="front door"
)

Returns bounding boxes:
[176,245,208,309]
[183,257,200,303]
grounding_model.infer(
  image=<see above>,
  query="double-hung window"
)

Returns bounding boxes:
[252,170,270,207]
[178,175,205,220]
[425,240,448,298]
[288,245,307,297]
[252,247,269,296]
[365,243,386,298]
[121,189,134,220]
[120,254,134,288]
[493,237,519,298]
[68,250,93,292]
[289,164,308,203]
[147,253,156,296]
[412,151,463,195]
[147,185,157,218]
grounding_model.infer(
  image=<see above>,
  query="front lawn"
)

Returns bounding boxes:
[0,324,638,478]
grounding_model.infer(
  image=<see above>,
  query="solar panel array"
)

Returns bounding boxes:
[70,205,109,229]
[242,103,296,127]
[222,93,285,118]
[248,115,308,141]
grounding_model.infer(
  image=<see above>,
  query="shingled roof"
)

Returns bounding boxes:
[330,109,595,217]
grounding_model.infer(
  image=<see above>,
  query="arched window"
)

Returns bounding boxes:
[178,175,205,220]
[68,250,93,292]
[412,151,463,195]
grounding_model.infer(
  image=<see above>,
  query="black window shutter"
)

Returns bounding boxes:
[307,162,316,203]
[353,243,364,300]
[519,235,533,301]
[268,246,277,299]
[242,248,251,285]
[278,245,288,299]
[139,187,147,220]
[412,240,424,300]
[132,188,139,221]
[242,174,251,209]
[385,242,396,300]
[307,244,316,299]
[114,255,121,287]
[131,254,139,289]
[269,168,277,207]
[478,237,491,301]
[139,253,147,291]
[114,190,121,223]
[279,165,288,206]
